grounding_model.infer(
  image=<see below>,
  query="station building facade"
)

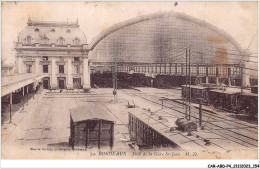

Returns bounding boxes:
[14,19,91,90]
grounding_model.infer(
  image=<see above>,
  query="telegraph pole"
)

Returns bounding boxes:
[112,61,118,100]
[189,48,191,120]
[112,38,118,101]
[185,48,188,119]
[240,66,244,93]
[115,61,118,100]
[9,92,12,123]
[199,99,202,127]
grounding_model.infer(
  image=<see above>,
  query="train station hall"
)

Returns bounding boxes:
[1,11,258,159]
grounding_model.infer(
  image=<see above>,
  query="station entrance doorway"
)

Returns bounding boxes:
[73,78,81,89]
[43,77,50,89]
[58,77,66,89]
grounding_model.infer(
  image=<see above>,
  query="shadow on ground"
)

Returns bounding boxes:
[228,114,258,125]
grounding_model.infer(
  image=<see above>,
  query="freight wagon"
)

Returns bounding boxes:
[181,84,258,117]
[128,108,223,151]
[237,92,258,117]
[69,104,115,150]
[129,111,178,149]
[251,86,258,94]
[181,85,213,105]
[209,89,240,112]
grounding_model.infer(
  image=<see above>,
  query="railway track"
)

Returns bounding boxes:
[59,89,257,150]
[127,89,258,127]
[121,89,258,149]
[129,91,258,130]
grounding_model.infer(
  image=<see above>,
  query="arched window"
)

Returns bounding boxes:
[73,37,80,45]
[50,29,55,32]
[57,37,65,45]
[41,35,49,44]
[26,36,32,44]
[66,29,71,33]
[34,28,39,32]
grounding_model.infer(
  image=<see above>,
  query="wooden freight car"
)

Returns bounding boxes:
[251,86,258,94]
[237,92,258,117]
[129,110,180,150]
[128,108,228,152]
[181,85,213,105]
[69,104,115,150]
[209,89,240,112]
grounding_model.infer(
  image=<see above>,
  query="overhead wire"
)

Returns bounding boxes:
[197,44,258,58]
[190,50,258,64]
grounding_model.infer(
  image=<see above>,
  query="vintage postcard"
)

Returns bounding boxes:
[1,1,258,161]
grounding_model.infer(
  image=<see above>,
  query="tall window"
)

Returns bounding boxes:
[26,36,32,44]
[199,66,206,75]
[74,65,80,74]
[43,65,48,73]
[73,37,80,45]
[42,35,49,44]
[59,65,64,74]
[74,57,79,62]
[26,65,32,73]
[57,37,65,45]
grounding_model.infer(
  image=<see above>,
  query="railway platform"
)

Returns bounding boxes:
[1,88,258,159]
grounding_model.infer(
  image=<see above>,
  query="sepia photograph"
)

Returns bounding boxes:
[1,1,258,163]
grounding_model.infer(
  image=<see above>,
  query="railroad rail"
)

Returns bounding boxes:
[121,89,258,149]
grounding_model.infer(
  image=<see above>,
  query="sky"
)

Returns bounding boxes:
[1,1,258,66]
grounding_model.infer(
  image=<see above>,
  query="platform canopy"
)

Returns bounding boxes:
[70,103,115,123]
[1,73,49,97]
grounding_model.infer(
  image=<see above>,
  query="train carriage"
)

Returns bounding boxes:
[180,83,258,118]
[237,93,258,117]
[181,85,213,105]
[251,86,258,94]
[209,89,240,112]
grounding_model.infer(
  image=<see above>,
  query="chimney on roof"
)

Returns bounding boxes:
[28,17,32,26]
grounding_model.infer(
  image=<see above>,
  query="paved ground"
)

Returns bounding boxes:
[2,89,135,158]
[1,88,258,159]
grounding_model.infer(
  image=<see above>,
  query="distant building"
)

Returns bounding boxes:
[14,18,91,90]
[1,63,14,76]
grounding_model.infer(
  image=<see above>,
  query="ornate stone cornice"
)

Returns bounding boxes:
[39,60,51,65]
[23,61,34,65]
[15,46,89,52]
[72,61,82,65]
[56,61,66,65]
